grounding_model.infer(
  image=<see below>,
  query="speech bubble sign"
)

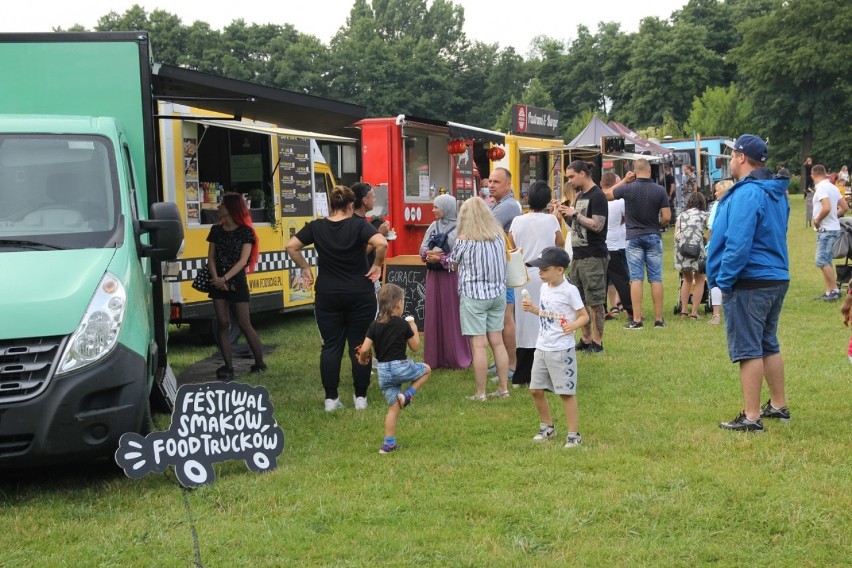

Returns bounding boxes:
[115,382,285,488]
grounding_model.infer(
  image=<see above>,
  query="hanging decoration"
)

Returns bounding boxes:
[486,146,506,161]
[446,139,467,155]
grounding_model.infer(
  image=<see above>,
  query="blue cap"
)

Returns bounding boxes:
[725,134,767,162]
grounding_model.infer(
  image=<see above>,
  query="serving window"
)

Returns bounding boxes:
[402,128,451,203]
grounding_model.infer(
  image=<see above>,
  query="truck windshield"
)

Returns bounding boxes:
[0,134,122,251]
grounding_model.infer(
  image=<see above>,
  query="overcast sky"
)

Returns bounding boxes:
[4,0,689,54]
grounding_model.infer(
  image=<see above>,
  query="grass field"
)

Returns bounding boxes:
[1,197,850,567]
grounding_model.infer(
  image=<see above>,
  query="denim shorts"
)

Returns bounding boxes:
[815,230,840,268]
[459,294,506,336]
[722,282,788,362]
[506,288,515,304]
[377,359,429,405]
[626,234,663,283]
[530,348,578,395]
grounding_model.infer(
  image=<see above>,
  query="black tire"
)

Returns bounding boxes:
[139,398,152,436]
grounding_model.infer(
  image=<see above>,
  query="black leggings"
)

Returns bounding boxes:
[314,290,377,399]
[606,249,632,313]
[213,299,264,369]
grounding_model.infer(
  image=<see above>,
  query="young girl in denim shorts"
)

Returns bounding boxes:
[357,284,431,454]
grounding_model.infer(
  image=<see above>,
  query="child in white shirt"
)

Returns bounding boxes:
[521,246,589,448]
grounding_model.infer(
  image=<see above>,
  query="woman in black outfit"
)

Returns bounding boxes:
[207,193,266,379]
[286,186,388,411]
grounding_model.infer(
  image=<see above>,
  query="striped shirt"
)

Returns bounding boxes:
[450,235,506,300]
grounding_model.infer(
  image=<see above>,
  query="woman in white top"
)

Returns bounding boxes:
[509,181,565,387]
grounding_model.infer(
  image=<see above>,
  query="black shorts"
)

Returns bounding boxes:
[209,271,250,303]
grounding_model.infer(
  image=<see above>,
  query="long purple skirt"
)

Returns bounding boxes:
[424,268,472,369]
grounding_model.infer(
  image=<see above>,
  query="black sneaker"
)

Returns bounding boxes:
[654,320,666,328]
[720,412,764,432]
[759,399,791,421]
[249,363,268,373]
[587,342,604,353]
[576,340,592,352]
[215,365,235,380]
[624,320,644,330]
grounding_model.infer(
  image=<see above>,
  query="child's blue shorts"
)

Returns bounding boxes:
[377,359,428,406]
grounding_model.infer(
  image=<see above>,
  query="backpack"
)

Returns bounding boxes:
[832,217,852,259]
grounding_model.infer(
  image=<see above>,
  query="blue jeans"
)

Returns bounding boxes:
[815,230,840,268]
[722,282,788,362]
[377,359,429,405]
[626,234,663,283]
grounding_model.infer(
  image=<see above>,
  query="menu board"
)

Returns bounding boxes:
[278,136,313,217]
[383,256,427,332]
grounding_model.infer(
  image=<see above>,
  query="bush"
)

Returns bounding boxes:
[787,175,801,194]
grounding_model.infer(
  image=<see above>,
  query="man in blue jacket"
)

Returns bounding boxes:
[706,134,791,432]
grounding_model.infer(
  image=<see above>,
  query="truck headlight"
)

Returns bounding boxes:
[57,273,126,376]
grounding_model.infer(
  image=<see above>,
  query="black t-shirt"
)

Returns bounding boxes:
[207,224,255,277]
[354,212,378,268]
[665,174,676,196]
[295,216,377,294]
[614,179,670,240]
[365,316,414,362]
[571,185,609,259]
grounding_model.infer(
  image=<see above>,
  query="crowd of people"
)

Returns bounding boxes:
[205,134,849,454]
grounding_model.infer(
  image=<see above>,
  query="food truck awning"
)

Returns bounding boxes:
[447,121,505,145]
[153,64,366,138]
[395,115,505,145]
[189,119,357,143]
[604,151,665,162]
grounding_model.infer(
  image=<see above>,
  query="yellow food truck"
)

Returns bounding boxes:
[492,105,566,207]
[158,102,358,340]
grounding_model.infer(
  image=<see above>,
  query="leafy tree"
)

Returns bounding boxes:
[616,17,724,128]
[730,0,852,166]
[684,83,754,138]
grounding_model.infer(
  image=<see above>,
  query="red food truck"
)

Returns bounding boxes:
[357,115,506,257]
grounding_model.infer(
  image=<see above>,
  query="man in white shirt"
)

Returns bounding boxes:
[812,164,850,301]
[601,172,631,318]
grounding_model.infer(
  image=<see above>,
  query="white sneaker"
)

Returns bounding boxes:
[564,433,582,448]
[353,396,368,410]
[532,423,556,442]
[324,398,344,412]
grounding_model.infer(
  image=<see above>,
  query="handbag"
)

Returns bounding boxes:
[191,265,213,293]
[678,241,702,259]
[425,224,454,271]
[503,232,529,288]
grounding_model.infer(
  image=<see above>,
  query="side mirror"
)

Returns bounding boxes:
[140,202,184,261]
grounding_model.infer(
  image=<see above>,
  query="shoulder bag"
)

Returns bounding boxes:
[504,232,528,288]
[191,265,213,293]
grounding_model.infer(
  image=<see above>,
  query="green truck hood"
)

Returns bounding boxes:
[0,249,116,339]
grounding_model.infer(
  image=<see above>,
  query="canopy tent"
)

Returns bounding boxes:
[607,120,673,160]
[567,114,620,147]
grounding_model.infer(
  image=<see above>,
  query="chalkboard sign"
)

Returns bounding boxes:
[383,255,427,332]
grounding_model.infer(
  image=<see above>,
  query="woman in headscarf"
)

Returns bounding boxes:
[419,193,472,369]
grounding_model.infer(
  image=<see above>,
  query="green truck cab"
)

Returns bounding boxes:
[0,32,183,465]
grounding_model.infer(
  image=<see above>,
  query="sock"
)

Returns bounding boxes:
[384,436,396,447]
[405,386,416,397]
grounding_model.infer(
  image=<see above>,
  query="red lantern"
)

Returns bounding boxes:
[446,139,466,155]
[487,146,506,161]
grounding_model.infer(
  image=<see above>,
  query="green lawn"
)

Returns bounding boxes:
[1,197,850,567]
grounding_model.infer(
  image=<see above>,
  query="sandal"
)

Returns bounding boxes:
[466,393,487,402]
[488,389,510,399]
[690,314,699,320]
[680,312,689,319]
[708,314,721,325]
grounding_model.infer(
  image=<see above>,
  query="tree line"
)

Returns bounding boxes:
[64,0,851,169]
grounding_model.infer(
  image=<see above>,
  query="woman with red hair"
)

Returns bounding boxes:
[206,192,265,379]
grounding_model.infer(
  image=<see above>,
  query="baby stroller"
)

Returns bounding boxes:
[672,273,713,316]
[834,217,852,292]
